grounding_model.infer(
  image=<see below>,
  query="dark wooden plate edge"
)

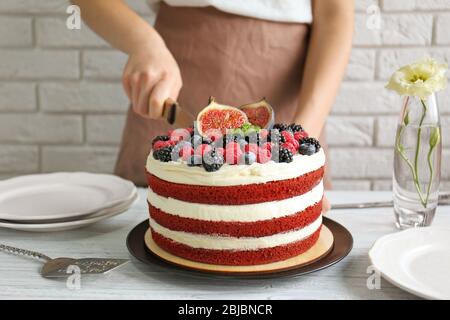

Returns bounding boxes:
[126,217,354,280]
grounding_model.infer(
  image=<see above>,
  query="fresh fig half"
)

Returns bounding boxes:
[197,97,248,136]
[239,98,275,129]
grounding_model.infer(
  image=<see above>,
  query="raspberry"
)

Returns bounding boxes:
[225,144,243,165]
[257,148,272,164]
[170,128,191,142]
[260,142,272,152]
[294,131,309,141]
[180,145,194,161]
[281,142,296,155]
[151,135,169,146]
[153,140,175,151]
[244,143,259,155]
[194,144,212,157]
[281,130,295,144]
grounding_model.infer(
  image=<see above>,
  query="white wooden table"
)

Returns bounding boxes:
[1,189,448,300]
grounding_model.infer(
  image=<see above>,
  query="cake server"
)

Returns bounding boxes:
[162,98,195,128]
[331,192,450,210]
[0,244,129,278]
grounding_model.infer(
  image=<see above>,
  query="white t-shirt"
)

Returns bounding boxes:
[147,0,313,23]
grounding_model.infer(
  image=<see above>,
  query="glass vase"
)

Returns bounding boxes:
[393,93,442,229]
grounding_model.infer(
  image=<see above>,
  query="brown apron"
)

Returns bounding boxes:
[115,3,331,188]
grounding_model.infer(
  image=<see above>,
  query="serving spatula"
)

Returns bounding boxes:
[0,243,129,278]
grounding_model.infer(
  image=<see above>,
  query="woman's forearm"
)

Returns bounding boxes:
[71,0,164,54]
[294,0,354,138]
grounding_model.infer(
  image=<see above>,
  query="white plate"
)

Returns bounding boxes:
[0,172,136,221]
[369,227,450,300]
[0,192,138,232]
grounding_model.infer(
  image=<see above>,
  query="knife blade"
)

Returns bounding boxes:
[162,98,195,128]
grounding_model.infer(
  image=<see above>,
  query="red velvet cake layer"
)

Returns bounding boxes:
[149,200,322,237]
[151,226,322,266]
[147,167,324,205]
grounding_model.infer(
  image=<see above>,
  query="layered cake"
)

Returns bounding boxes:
[145,99,325,266]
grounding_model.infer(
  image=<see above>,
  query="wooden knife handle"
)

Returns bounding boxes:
[162,98,178,125]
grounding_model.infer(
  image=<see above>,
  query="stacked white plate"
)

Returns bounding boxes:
[0,172,137,232]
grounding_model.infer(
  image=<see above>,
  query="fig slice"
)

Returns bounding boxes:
[197,97,248,136]
[239,98,275,129]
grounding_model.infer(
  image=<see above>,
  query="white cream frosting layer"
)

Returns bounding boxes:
[149,215,322,250]
[146,148,325,186]
[148,181,323,222]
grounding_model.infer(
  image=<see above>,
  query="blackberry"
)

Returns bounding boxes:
[202,137,213,145]
[279,148,293,163]
[152,135,169,146]
[288,123,303,133]
[187,155,202,166]
[202,150,224,172]
[153,146,173,162]
[273,123,289,132]
[299,137,321,150]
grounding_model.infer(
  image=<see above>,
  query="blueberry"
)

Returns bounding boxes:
[242,152,257,165]
[299,143,316,156]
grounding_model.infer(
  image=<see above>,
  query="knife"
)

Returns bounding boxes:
[162,98,195,128]
[331,192,450,210]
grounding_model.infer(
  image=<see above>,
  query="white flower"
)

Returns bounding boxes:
[386,58,448,99]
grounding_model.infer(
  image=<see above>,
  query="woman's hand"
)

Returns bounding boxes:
[122,42,182,119]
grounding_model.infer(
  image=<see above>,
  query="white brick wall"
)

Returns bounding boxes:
[0,0,449,191]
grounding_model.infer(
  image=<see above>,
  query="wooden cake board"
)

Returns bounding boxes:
[144,226,334,274]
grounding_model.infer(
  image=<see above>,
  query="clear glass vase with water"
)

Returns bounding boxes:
[393,94,441,229]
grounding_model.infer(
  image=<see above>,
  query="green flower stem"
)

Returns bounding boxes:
[425,143,435,205]
[414,100,427,175]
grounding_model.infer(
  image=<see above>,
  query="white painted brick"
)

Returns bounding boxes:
[0,83,36,111]
[376,116,398,147]
[0,49,78,79]
[83,51,127,79]
[345,49,375,80]
[0,114,82,143]
[377,48,450,80]
[331,180,372,191]
[86,115,126,144]
[436,14,450,45]
[354,13,433,45]
[0,0,67,13]
[372,180,392,191]
[40,83,128,113]
[327,116,374,146]
[36,18,108,48]
[0,17,32,47]
[442,149,450,179]
[0,145,38,173]
[329,148,394,179]
[355,0,379,12]
[41,146,119,173]
[416,0,450,10]
[333,82,400,115]
[382,0,415,11]
[440,180,450,190]
[440,117,450,148]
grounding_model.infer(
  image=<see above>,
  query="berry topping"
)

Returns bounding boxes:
[288,123,303,133]
[153,146,173,162]
[273,123,289,131]
[279,148,294,163]
[153,140,175,151]
[244,143,259,155]
[225,143,243,165]
[298,143,316,156]
[242,152,257,165]
[194,144,213,157]
[281,131,295,144]
[152,135,169,146]
[202,150,224,172]
[257,148,272,164]
[281,142,297,155]
[294,131,309,141]
[170,128,191,142]
[187,155,202,167]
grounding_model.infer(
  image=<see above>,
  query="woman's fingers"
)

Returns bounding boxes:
[136,72,159,117]
[148,78,174,119]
